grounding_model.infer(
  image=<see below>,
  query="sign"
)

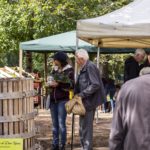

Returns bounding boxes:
[0,139,23,150]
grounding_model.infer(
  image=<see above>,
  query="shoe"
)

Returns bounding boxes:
[60,144,65,150]
[52,144,59,150]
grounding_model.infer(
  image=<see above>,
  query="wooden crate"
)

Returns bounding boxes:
[0,78,36,150]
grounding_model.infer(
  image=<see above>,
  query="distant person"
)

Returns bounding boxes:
[32,69,42,106]
[102,77,108,113]
[124,48,145,82]
[75,49,106,150]
[106,79,116,113]
[141,51,150,68]
[109,73,150,150]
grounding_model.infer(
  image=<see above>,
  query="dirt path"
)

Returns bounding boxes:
[35,109,112,150]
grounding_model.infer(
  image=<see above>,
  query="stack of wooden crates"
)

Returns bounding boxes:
[0,78,36,150]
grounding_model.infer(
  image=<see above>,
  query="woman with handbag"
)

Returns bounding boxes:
[48,52,74,150]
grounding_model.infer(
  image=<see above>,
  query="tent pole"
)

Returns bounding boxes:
[44,53,48,82]
[71,34,79,150]
[96,47,100,124]
[75,37,79,80]
[97,47,100,69]
[19,49,23,76]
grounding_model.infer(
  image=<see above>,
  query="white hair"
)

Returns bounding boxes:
[135,48,146,56]
[75,49,89,60]
[139,67,150,76]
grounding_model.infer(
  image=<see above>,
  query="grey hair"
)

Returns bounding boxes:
[139,67,150,76]
[135,48,146,56]
[75,49,89,60]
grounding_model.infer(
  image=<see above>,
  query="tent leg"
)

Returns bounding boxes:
[75,35,79,79]
[97,47,100,68]
[70,33,79,150]
[19,49,23,76]
[43,53,48,109]
[71,114,75,150]
[44,53,48,82]
[96,47,100,124]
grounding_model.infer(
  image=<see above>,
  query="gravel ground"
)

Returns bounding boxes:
[34,109,112,150]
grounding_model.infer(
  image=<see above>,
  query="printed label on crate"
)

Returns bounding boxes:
[0,138,23,150]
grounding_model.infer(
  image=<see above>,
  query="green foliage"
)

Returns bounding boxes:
[99,54,129,82]
[0,0,132,77]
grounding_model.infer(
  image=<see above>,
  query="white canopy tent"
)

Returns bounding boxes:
[77,0,150,48]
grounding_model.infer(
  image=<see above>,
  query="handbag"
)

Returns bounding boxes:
[65,95,86,116]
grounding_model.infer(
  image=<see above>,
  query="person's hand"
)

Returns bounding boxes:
[50,81,59,88]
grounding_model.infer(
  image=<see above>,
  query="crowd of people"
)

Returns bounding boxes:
[45,48,150,150]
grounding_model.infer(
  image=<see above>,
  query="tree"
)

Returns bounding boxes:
[0,0,133,76]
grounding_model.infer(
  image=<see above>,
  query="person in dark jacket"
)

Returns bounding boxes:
[141,51,150,68]
[109,73,150,150]
[102,78,108,113]
[106,79,116,113]
[124,48,145,82]
[75,49,106,150]
[48,52,74,150]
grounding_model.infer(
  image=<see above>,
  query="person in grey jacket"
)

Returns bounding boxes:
[109,73,150,150]
[75,49,105,150]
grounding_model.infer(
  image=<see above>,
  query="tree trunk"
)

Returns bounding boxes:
[25,52,32,73]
